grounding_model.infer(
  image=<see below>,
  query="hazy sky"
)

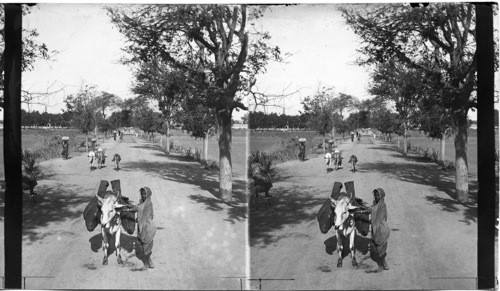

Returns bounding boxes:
[20,3,491,120]
[251,4,371,116]
[21,3,372,121]
[23,4,133,114]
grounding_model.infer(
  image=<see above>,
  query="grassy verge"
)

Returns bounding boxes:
[136,130,220,170]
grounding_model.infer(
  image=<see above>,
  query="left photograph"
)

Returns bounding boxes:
[15,4,249,289]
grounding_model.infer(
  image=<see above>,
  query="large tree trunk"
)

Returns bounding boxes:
[322,133,326,154]
[403,123,408,154]
[218,110,233,202]
[203,131,209,160]
[4,5,23,287]
[85,132,88,152]
[440,134,446,162]
[165,120,170,153]
[331,127,335,146]
[453,110,469,202]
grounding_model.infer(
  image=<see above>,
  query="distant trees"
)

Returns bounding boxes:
[248,111,308,129]
[345,110,370,131]
[369,60,423,154]
[302,87,335,152]
[371,109,400,142]
[21,109,71,128]
[302,86,359,150]
[64,84,100,151]
[133,107,163,140]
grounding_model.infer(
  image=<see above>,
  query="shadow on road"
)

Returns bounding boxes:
[357,160,478,225]
[131,143,161,151]
[89,232,144,260]
[270,168,294,183]
[23,183,91,244]
[324,234,371,258]
[250,186,326,247]
[122,157,247,224]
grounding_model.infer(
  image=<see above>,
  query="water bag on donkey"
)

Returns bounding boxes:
[118,196,136,235]
[110,179,121,195]
[354,210,370,237]
[83,181,108,231]
[110,179,135,234]
[330,182,343,200]
[344,181,355,197]
[317,199,335,234]
[344,181,370,236]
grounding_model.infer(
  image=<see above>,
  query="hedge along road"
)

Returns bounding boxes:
[250,135,479,290]
[20,133,247,290]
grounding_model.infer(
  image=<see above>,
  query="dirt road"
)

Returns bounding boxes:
[21,133,247,289]
[250,136,479,290]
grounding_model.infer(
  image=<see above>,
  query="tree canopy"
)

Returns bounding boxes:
[108,4,280,201]
[341,3,478,202]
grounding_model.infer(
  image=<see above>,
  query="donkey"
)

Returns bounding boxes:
[96,191,128,265]
[348,155,358,172]
[330,192,360,268]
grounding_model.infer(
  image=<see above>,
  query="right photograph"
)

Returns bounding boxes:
[248,3,494,290]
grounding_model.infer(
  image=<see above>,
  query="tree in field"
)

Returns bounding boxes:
[416,74,455,162]
[64,83,99,151]
[303,86,359,148]
[132,106,162,140]
[108,4,280,201]
[92,91,119,137]
[131,58,187,151]
[341,3,477,202]
[349,110,370,129]
[302,87,335,153]
[179,93,217,160]
[369,60,423,154]
[372,109,400,142]
[329,92,358,140]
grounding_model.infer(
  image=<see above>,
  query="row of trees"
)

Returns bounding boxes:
[2,4,278,202]
[340,3,482,202]
[248,111,309,129]
[106,5,280,201]
[21,110,71,128]
[248,109,370,133]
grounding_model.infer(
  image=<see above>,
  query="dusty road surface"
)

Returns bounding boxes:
[250,135,479,290]
[21,133,247,290]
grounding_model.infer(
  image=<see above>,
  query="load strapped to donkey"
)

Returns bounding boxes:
[83,179,136,234]
[316,180,370,236]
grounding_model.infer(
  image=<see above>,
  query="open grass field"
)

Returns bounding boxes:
[383,129,499,177]
[0,128,109,180]
[249,130,327,154]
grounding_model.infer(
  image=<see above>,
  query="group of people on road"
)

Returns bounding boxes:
[350,131,361,142]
